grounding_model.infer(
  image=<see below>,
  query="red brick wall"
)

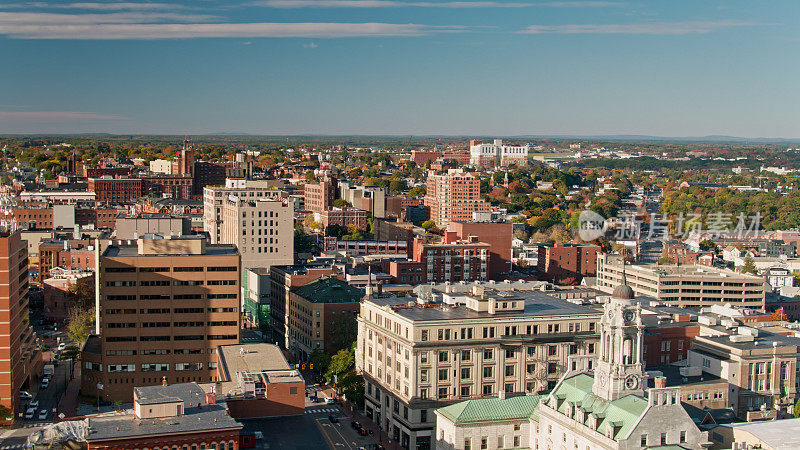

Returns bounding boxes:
[447,222,513,277]
[643,324,699,367]
[88,428,240,450]
[225,382,305,419]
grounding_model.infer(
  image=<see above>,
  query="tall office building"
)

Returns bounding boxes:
[424,169,489,229]
[0,231,41,418]
[81,236,240,402]
[202,180,285,244]
[219,196,293,270]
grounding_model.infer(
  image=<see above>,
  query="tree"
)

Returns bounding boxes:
[333,199,352,208]
[408,186,426,197]
[657,256,676,265]
[741,255,758,274]
[294,228,315,254]
[66,307,94,348]
[421,220,436,230]
[338,371,365,408]
[325,348,355,384]
[61,345,80,380]
[309,350,332,376]
[328,314,358,354]
[698,239,717,252]
[794,397,800,418]
[67,282,94,311]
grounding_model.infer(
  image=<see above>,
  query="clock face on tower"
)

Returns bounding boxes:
[624,374,639,390]
[623,310,635,324]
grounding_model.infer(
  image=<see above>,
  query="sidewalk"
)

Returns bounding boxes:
[57,365,80,419]
[340,401,404,450]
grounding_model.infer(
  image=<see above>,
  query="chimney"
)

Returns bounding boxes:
[161,376,168,387]
[654,376,667,389]
[206,392,215,405]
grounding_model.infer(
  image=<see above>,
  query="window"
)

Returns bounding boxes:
[505,365,515,377]
[460,386,471,397]
[641,434,647,446]
[680,431,686,443]
[438,351,448,362]
[421,409,427,422]
[483,348,493,360]
[482,385,492,395]
[483,366,493,378]
[461,349,471,361]
[460,368,471,379]
[464,439,471,450]
[438,369,448,381]
[661,433,667,445]
[480,437,487,450]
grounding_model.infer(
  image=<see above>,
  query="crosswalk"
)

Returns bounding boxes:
[0,444,25,449]
[306,407,339,414]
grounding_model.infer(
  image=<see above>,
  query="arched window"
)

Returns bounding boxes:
[192,445,198,450]
[229,440,236,450]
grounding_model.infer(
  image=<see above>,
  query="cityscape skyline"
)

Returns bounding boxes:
[2,0,799,137]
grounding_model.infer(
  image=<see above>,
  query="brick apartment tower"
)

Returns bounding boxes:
[424,169,489,229]
[304,177,337,213]
[0,231,41,418]
[81,237,240,402]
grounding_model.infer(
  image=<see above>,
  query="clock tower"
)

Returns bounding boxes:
[592,268,647,401]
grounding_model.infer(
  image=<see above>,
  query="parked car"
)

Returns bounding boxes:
[351,420,361,429]
[38,409,47,420]
[19,391,32,400]
[254,431,263,440]
[40,378,49,390]
[24,408,35,420]
[29,400,39,409]
[358,427,368,436]
[58,343,66,351]
[328,415,338,424]
[325,397,335,404]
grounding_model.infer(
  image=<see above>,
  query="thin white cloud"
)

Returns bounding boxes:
[303,41,318,48]
[0,11,216,25]
[0,111,124,120]
[257,0,527,8]
[0,22,465,39]
[519,20,757,35]
[60,2,179,10]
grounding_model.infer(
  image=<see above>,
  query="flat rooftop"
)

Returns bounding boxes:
[104,243,238,257]
[368,291,599,322]
[217,343,291,381]
[87,383,240,442]
[723,417,800,449]
[697,329,800,352]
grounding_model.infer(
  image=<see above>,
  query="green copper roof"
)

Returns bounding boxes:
[437,395,542,425]
[293,276,364,304]
[548,373,649,442]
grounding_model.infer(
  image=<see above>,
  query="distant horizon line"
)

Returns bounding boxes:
[1,133,799,144]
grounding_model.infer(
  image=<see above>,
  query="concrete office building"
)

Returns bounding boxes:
[81,236,241,402]
[0,231,41,418]
[356,287,601,449]
[596,253,766,309]
[202,181,286,244]
[219,196,293,270]
[339,181,387,218]
[424,169,490,229]
[115,214,191,240]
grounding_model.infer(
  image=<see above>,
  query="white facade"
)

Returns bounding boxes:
[149,159,172,174]
[202,183,285,244]
[469,139,529,167]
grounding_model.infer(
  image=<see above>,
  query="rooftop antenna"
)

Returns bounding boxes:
[365,265,374,297]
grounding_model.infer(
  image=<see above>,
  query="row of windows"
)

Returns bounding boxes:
[106,266,237,273]
[105,335,237,342]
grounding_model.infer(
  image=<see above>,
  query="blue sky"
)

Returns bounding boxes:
[0,0,798,137]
